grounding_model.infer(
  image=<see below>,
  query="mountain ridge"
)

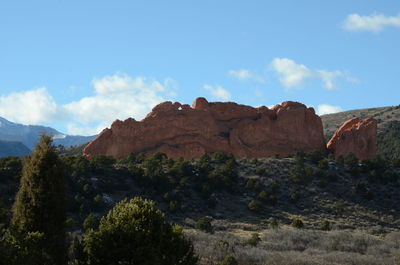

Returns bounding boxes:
[0,116,96,153]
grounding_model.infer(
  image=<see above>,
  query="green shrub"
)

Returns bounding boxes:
[220,256,238,265]
[306,150,323,163]
[268,217,279,228]
[248,200,263,213]
[290,191,299,203]
[83,197,197,265]
[195,216,214,233]
[83,213,99,231]
[244,233,261,246]
[257,190,268,201]
[291,218,304,229]
[255,167,266,176]
[320,220,331,231]
[318,159,329,169]
[245,178,262,190]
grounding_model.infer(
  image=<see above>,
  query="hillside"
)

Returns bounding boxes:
[1,151,399,264]
[321,105,400,160]
[320,105,400,138]
[0,140,30,157]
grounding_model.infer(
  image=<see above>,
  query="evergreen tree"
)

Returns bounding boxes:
[83,197,198,265]
[11,135,66,265]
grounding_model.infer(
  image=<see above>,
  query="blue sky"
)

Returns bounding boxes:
[0,0,399,135]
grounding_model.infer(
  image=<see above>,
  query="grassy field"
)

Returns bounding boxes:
[186,224,400,265]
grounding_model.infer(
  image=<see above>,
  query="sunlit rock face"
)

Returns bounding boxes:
[83,97,327,159]
[327,118,377,160]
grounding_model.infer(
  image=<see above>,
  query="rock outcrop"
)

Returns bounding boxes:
[327,118,377,160]
[83,98,327,159]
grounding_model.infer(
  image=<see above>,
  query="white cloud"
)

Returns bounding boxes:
[316,104,343,116]
[63,74,175,135]
[203,84,231,101]
[0,74,177,135]
[0,87,61,125]
[270,58,351,90]
[228,69,265,83]
[343,13,400,33]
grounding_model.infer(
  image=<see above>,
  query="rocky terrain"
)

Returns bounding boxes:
[84,98,377,160]
[321,105,400,138]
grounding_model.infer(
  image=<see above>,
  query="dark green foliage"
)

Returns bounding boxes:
[141,152,169,192]
[291,218,304,229]
[245,178,262,191]
[320,220,331,231]
[212,152,235,163]
[318,159,329,170]
[83,197,197,265]
[305,150,324,164]
[290,191,299,203]
[289,155,310,184]
[364,191,374,200]
[336,155,344,166]
[258,191,277,205]
[344,153,359,174]
[89,155,116,172]
[248,200,263,212]
[69,236,86,265]
[255,167,265,176]
[377,121,400,160]
[244,233,261,246]
[195,216,213,233]
[220,256,238,265]
[352,181,367,195]
[208,159,238,192]
[11,135,66,265]
[268,217,279,228]
[83,213,99,231]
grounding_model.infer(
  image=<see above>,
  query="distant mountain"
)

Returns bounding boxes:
[0,140,30,157]
[0,117,96,150]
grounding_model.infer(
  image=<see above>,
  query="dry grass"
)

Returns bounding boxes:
[186,227,400,265]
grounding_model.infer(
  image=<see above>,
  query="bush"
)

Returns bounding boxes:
[195,216,214,233]
[290,191,299,203]
[83,213,99,231]
[318,159,329,170]
[320,220,331,231]
[245,178,262,190]
[83,197,197,265]
[220,256,238,265]
[268,217,279,228]
[255,167,265,176]
[291,218,304,229]
[248,200,263,213]
[244,233,261,246]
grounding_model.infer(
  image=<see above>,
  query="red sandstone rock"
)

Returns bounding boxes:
[327,118,377,160]
[83,98,327,159]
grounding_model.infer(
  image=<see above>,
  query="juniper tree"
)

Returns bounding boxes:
[83,197,198,265]
[11,135,66,265]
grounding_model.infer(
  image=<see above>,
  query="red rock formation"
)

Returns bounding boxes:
[83,98,327,159]
[327,118,377,160]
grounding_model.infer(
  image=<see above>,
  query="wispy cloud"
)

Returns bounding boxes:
[228,69,265,83]
[270,58,354,90]
[203,84,231,101]
[343,13,400,33]
[316,104,342,116]
[0,73,177,135]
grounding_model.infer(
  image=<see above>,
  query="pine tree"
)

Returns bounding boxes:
[11,135,66,265]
